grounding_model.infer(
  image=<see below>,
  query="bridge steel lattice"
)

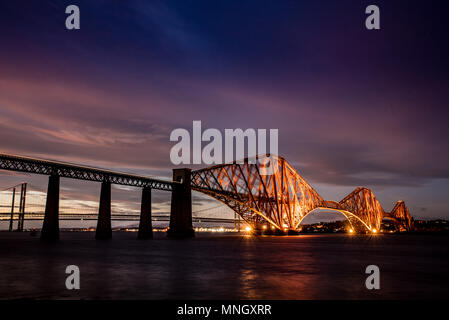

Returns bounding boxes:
[0,154,173,191]
[191,155,414,232]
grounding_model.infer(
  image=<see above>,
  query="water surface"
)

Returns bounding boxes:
[0,232,448,299]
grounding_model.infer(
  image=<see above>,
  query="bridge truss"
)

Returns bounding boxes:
[0,154,174,191]
[191,155,413,232]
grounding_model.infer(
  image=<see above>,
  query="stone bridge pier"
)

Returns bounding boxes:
[167,168,194,239]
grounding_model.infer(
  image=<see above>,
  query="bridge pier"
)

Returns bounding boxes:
[8,187,16,232]
[96,181,112,240]
[17,183,27,232]
[167,168,194,239]
[41,175,60,241]
[138,186,153,239]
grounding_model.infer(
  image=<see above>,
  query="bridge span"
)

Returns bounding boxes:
[0,153,414,240]
[190,155,414,233]
[0,154,194,240]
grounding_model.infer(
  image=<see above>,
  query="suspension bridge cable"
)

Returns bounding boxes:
[192,203,227,214]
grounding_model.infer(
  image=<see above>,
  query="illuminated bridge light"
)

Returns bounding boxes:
[245,226,252,232]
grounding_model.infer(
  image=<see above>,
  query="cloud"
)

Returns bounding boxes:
[1,0,449,219]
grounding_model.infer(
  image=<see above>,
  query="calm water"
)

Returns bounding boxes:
[0,232,448,299]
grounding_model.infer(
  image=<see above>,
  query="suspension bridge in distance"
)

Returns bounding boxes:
[0,153,414,241]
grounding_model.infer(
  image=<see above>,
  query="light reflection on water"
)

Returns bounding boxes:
[0,232,448,299]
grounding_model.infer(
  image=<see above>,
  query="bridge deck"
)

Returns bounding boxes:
[0,154,175,191]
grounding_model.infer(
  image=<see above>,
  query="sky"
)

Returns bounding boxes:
[0,0,449,223]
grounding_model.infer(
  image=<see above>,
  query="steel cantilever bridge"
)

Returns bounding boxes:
[0,153,413,240]
[191,155,413,232]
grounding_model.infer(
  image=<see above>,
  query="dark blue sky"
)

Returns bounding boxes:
[0,0,448,219]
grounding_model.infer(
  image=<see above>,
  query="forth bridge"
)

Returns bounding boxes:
[0,153,413,240]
